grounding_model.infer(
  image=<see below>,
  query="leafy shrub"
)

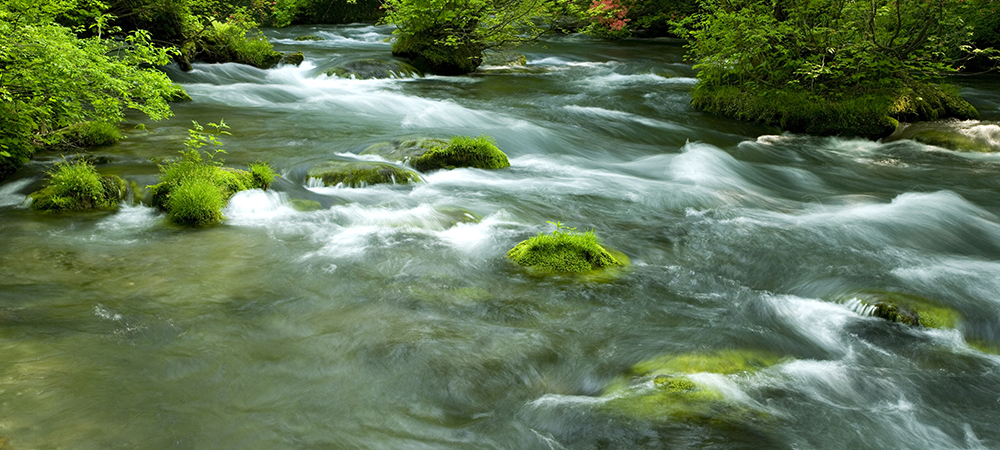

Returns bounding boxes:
[383,0,561,74]
[30,159,125,210]
[411,135,510,171]
[0,1,177,180]
[507,222,625,273]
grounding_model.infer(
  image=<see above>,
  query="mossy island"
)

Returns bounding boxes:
[600,349,785,424]
[507,222,628,275]
[147,121,276,226]
[29,159,126,211]
[361,135,511,172]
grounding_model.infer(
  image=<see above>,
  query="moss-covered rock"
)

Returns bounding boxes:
[360,138,450,162]
[601,349,784,423]
[391,30,483,75]
[307,160,422,187]
[841,291,962,329]
[361,136,511,172]
[481,51,528,67]
[49,122,121,149]
[323,59,422,79]
[692,81,976,140]
[294,35,325,41]
[289,198,324,212]
[911,129,994,152]
[148,156,275,226]
[507,224,626,274]
[280,51,305,66]
[412,135,510,171]
[888,83,979,123]
[30,160,126,211]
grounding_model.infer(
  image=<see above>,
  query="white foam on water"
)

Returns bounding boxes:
[767,294,853,354]
[0,178,34,207]
[95,204,163,234]
[223,189,298,225]
[562,105,687,130]
[436,211,519,255]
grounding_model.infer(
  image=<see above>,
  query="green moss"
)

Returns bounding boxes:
[507,223,625,273]
[481,51,527,67]
[693,81,976,139]
[411,135,510,172]
[50,122,121,148]
[167,178,224,225]
[630,350,784,377]
[289,198,323,212]
[601,349,783,423]
[911,130,993,152]
[692,83,898,139]
[360,138,449,162]
[841,291,962,329]
[280,52,305,66]
[294,35,325,41]
[307,160,422,187]
[191,20,283,69]
[967,339,1000,355]
[30,160,125,211]
[323,59,422,79]
[148,155,277,225]
[391,30,483,75]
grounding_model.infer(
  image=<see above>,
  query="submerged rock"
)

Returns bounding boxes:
[481,51,527,67]
[507,224,627,274]
[885,120,1000,152]
[307,160,422,187]
[323,59,421,79]
[841,291,961,329]
[294,35,324,41]
[361,136,510,172]
[601,349,784,423]
[289,198,323,212]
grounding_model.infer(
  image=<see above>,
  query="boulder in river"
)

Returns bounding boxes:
[280,51,305,67]
[841,291,961,329]
[507,223,627,274]
[601,349,784,423]
[294,35,324,41]
[361,136,510,172]
[323,59,421,79]
[307,160,422,187]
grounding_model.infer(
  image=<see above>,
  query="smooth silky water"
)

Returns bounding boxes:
[2,25,1000,449]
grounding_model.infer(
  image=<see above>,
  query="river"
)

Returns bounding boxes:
[1,24,1000,449]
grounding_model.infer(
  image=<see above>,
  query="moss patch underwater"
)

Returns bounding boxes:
[840,291,961,329]
[600,349,785,424]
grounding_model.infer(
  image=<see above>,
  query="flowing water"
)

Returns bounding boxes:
[2,24,1000,449]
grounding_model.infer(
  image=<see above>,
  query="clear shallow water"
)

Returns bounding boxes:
[2,25,1000,449]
